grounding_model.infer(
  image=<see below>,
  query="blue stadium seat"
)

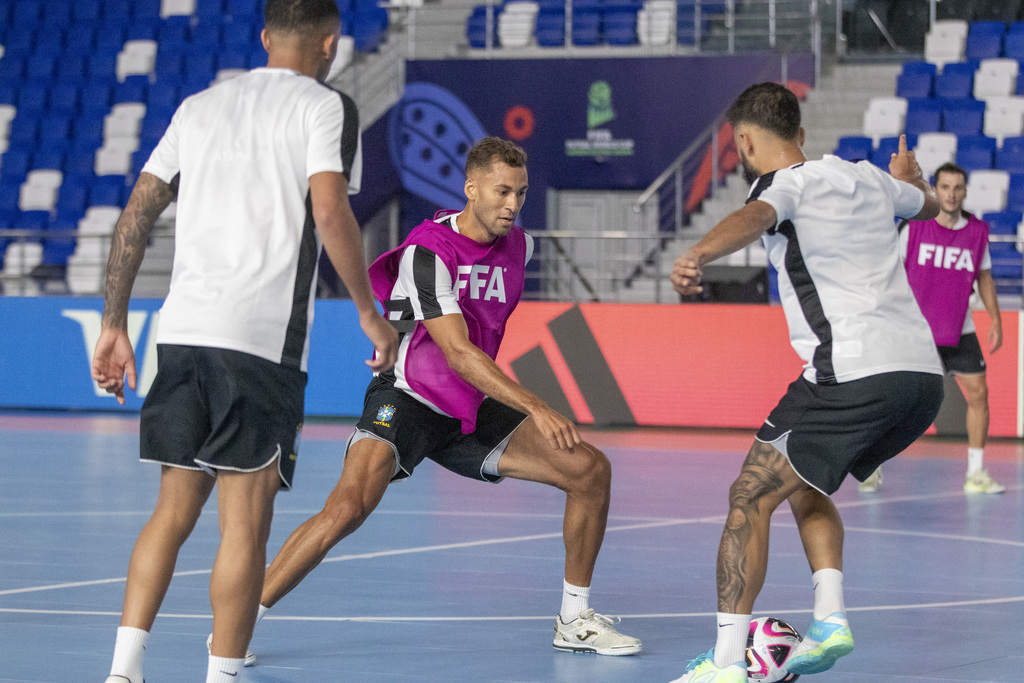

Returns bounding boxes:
[11,0,41,28]
[56,55,88,82]
[0,148,32,182]
[54,178,88,218]
[95,24,128,54]
[996,139,1024,173]
[89,178,125,207]
[984,210,1021,235]
[1004,30,1024,62]
[942,98,986,135]
[157,22,189,44]
[222,22,254,49]
[49,82,79,115]
[905,98,942,136]
[216,52,248,71]
[42,0,73,28]
[25,55,57,81]
[101,0,132,22]
[146,83,178,112]
[41,217,78,267]
[249,48,268,68]
[133,0,161,21]
[934,62,976,100]
[195,0,226,20]
[64,28,96,54]
[33,33,65,58]
[155,53,185,81]
[227,0,261,19]
[8,118,40,146]
[31,148,65,171]
[604,10,638,46]
[38,114,72,143]
[955,135,996,170]
[126,22,159,42]
[833,135,873,161]
[0,85,15,106]
[965,30,1004,60]
[64,149,97,178]
[0,57,25,85]
[185,53,217,82]
[87,53,118,80]
[1007,173,1024,211]
[80,82,113,115]
[191,23,222,50]
[896,68,933,99]
[17,83,47,114]
[572,9,601,46]
[1,31,33,57]
[114,76,149,104]
[73,0,102,23]
[536,10,566,47]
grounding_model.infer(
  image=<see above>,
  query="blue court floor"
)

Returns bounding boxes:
[1,414,1022,682]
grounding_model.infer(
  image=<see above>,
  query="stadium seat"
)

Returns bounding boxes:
[925,19,968,69]
[942,98,985,135]
[974,59,1018,100]
[571,8,601,46]
[1007,173,1024,211]
[833,135,872,161]
[905,98,942,136]
[983,96,1024,144]
[983,210,1021,236]
[161,0,196,18]
[896,63,934,99]
[637,0,673,46]
[1003,30,1024,62]
[863,98,910,145]
[934,62,975,100]
[914,132,958,179]
[956,135,996,171]
[965,22,1004,60]
[497,1,539,48]
[964,169,1010,214]
[604,9,638,46]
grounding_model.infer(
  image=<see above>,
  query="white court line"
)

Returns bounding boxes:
[2,487,1021,597]
[3,595,1023,621]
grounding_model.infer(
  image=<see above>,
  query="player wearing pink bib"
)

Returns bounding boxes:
[860,162,1005,495]
[251,138,641,658]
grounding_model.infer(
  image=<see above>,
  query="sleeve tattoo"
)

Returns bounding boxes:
[102,172,177,328]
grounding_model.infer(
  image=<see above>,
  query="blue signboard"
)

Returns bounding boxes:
[0,297,373,415]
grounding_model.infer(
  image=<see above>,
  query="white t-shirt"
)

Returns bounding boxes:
[898,214,991,335]
[752,155,943,383]
[143,68,362,371]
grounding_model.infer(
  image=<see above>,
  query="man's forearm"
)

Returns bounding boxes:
[690,201,778,267]
[320,207,379,316]
[977,270,1001,324]
[102,173,175,329]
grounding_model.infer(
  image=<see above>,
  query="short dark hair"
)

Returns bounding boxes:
[726,82,801,141]
[933,162,967,185]
[265,0,340,33]
[465,137,528,175]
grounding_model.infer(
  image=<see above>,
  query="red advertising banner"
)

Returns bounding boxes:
[496,303,1020,437]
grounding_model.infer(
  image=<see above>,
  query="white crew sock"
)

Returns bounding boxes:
[713,612,751,667]
[109,626,148,683]
[559,580,590,622]
[255,604,269,626]
[206,655,245,683]
[967,447,984,476]
[812,568,846,620]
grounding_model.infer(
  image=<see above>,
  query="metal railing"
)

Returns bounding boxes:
[396,0,835,62]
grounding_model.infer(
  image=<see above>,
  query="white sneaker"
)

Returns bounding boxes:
[206,633,256,667]
[553,608,642,655]
[964,468,1006,494]
[858,467,882,492]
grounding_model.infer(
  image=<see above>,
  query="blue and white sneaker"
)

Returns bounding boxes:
[668,649,746,682]
[784,612,854,674]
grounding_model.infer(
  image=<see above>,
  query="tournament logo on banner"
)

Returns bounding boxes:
[564,80,635,159]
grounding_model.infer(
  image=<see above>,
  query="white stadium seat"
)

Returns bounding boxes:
[924,19,968,70]
[974,58,1019,100]
[983,96,1024,144]
[964,169,1010,215]
[914,132,958,179]
[862,96,908,144]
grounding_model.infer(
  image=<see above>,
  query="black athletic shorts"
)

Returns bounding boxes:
[938,333,986,375]
[140,344,307,489]
[755,371,944,495]
[351,376,528,483]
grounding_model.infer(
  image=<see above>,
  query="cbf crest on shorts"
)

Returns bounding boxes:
[374,404,396,427]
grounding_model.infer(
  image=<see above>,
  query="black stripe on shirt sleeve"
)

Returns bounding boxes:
[411,245,444,319]
[336,91,359,181]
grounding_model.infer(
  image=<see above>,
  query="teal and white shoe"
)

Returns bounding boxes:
[784,612,854,674]
[668,649,746,682]
[206,633,256,667]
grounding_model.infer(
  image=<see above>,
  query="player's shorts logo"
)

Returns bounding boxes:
[375,404,396,426]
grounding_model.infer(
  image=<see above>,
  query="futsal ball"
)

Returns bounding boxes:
[746,616,802,682]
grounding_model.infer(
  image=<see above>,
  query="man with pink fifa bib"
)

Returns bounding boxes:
[861,161,1005,494]
[247,137,641,659]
